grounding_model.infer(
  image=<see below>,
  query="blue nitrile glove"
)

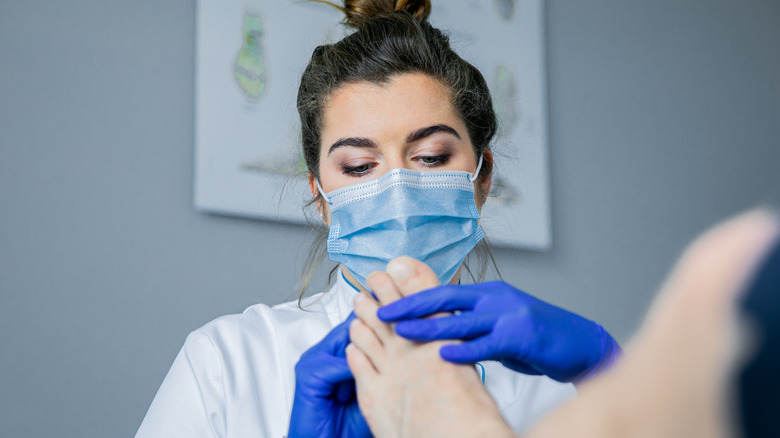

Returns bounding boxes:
[377,281,621,383]
[288,312,372,438]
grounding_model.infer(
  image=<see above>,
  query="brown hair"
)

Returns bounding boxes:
[314,0,432,27]
[296,0,500,301]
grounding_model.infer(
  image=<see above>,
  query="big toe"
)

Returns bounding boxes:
[386,256,441,297]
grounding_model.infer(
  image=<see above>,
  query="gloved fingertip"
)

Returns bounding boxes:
[439,344,473,364]
[394,320,424,340]
[599,334,622,369]
[376,305,398,322]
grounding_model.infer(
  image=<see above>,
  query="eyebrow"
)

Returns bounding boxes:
[327,137,377,155]
[406,124,461,143]
[327,124,461,155]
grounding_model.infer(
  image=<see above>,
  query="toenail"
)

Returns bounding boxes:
[387,258,415,282]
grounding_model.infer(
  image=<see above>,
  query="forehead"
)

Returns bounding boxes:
[321,73,460,139]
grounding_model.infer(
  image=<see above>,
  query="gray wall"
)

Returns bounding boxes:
[1,1,778,436]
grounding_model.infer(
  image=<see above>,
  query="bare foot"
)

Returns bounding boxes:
[347,257,514,438]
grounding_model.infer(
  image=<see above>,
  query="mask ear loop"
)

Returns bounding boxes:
[315,180,331,225]
[470,153,484,182]
[316,180,330,204]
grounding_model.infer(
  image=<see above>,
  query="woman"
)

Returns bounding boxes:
[136,1,618,437]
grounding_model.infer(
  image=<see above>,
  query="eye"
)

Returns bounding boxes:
[416,154,451,167]
[342,162,375,176]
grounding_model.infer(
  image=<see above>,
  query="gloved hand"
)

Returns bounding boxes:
[288,312,372,438]
[377,281,621,383]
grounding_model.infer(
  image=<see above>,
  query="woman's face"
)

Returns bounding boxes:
[309,72,490,222]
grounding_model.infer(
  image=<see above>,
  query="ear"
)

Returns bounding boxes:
[478,149,493,205]
[307,172,319,200]
[308,172,323,215]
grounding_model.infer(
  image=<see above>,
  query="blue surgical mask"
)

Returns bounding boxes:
[318,156,485,289]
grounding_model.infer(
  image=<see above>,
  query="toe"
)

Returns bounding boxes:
[349,318,388,370]
[386,257,441,297]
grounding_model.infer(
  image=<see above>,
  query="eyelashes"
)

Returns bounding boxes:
[418,154,451,166]
[341,163,375,176]
[341,153,452,176]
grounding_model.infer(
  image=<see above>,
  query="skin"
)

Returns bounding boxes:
[529,208,779,438]
[307,72,492,293]
[346,209,780,438]
[347,257,513,438]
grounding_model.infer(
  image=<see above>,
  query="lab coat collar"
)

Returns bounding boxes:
[333,266,361,324]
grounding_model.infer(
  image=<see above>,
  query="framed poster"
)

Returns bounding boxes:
[195,0,552,249]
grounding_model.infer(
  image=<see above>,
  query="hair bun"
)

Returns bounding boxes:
[338,0,432,28]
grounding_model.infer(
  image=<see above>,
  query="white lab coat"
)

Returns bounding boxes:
[136,273,576,437]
